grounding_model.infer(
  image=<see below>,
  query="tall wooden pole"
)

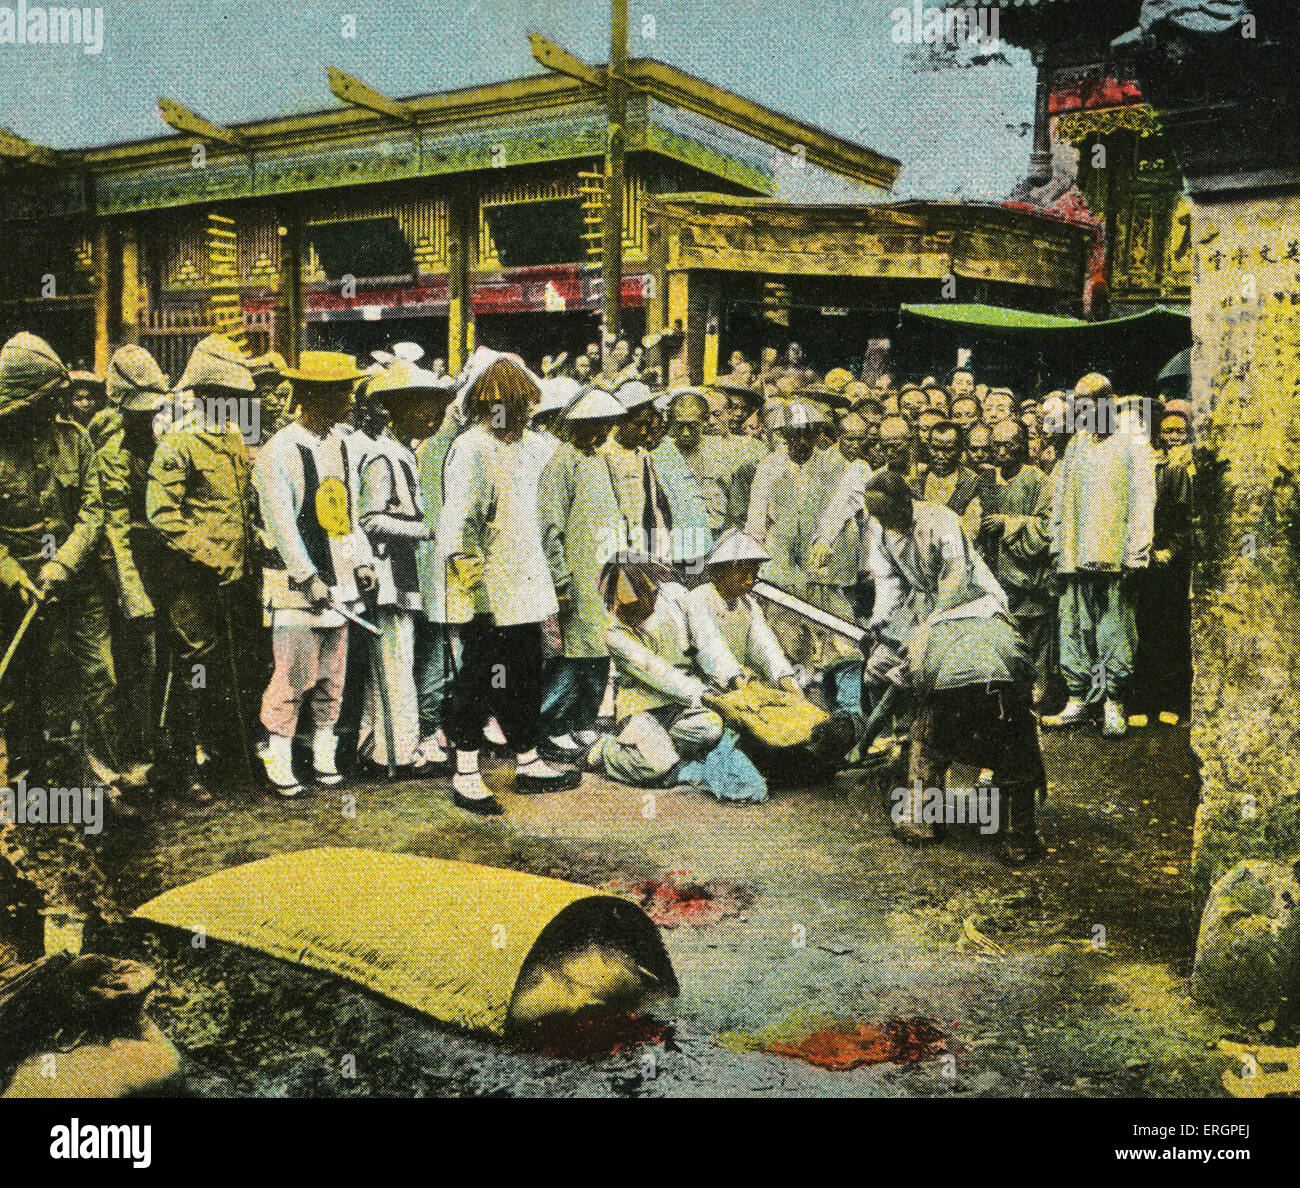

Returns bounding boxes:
[92,221,110,372]
[277,206,302,365]
[602,0,627,362]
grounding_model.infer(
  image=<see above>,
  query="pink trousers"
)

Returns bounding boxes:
[260,625,348,737]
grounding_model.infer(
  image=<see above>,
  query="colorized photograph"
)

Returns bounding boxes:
[0,0,1293,1153]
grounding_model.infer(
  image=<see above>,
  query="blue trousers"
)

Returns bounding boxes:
[1059,573,1136,703]
[821,659,864,717]
[538,656,609,739]
[414,619,461,735]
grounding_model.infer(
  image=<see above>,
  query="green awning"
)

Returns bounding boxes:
[896,303,1192,394]
[900,303,1188,332]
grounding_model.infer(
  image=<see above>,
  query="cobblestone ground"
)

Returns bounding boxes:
[93,725,1265,1097]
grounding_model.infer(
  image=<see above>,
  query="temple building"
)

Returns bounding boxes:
[0,53,1096,383]
[949,0,1192,316]
[0,61,897,377]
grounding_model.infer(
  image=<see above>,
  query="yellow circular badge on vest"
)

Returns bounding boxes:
[315,477,350,537]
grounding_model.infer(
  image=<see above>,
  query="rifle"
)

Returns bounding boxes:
[0,600,41,686]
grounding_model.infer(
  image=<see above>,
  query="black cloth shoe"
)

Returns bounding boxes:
[515,767,582,794]
[540,738,586,765]
[453,789,504,815]
[806,711,858,772]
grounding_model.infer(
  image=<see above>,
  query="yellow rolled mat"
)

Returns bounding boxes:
[713,683,827,749]
[132,848,677,1036]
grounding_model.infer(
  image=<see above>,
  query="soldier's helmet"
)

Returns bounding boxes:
[106,344,171,412]
[176,333,256,394]
[0,332,70,418]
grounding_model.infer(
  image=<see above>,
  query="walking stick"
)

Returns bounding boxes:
[0,600,40,686]
[158,659,174,732]
[368,627,398,779]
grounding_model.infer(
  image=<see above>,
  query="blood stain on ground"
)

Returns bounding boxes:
[739,1017,948,1071]
[615,871,752,929]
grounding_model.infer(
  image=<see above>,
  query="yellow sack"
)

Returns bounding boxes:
[712,683,827,749]
[133,848,677,1037]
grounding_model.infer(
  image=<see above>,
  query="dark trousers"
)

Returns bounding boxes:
[334,619,376,777]
[909,681,1047,801]
[110,612,158,768]
[1005,587,1062,710]
[0,577,119,786]
[1132,563,1193,718]
[445,616,544,754]
[538,656,609,739]
[159,562,263,788]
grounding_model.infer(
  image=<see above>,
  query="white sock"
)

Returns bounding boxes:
[453,770,492,800]
[550,734,577,748]
[456,749,479,775]
[516,749,540,767]
[312,728,338,764]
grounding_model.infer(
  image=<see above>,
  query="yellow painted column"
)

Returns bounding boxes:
[665,270,690,387]
[118,223,140,345]
[446,186,476,373]
[92,223,110,373]
[703,300,720,385]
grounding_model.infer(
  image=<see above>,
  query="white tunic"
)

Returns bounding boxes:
[433,424,559,626]
[253,421,372,630]
[687,581,796,685]
[358,433,427,612]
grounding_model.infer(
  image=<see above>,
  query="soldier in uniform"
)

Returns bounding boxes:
[89,345,173,782]
[66,370,106,429]
[146,336,262,798]
[357,356,454,773]
[0,334,124,791]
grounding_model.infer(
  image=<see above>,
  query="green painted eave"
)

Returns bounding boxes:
[71,56,891,216]
[902,302,1189,331]
[90,95,782,216]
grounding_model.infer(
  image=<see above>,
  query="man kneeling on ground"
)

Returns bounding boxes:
[687,529,856,782]
[588,554,767,802]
